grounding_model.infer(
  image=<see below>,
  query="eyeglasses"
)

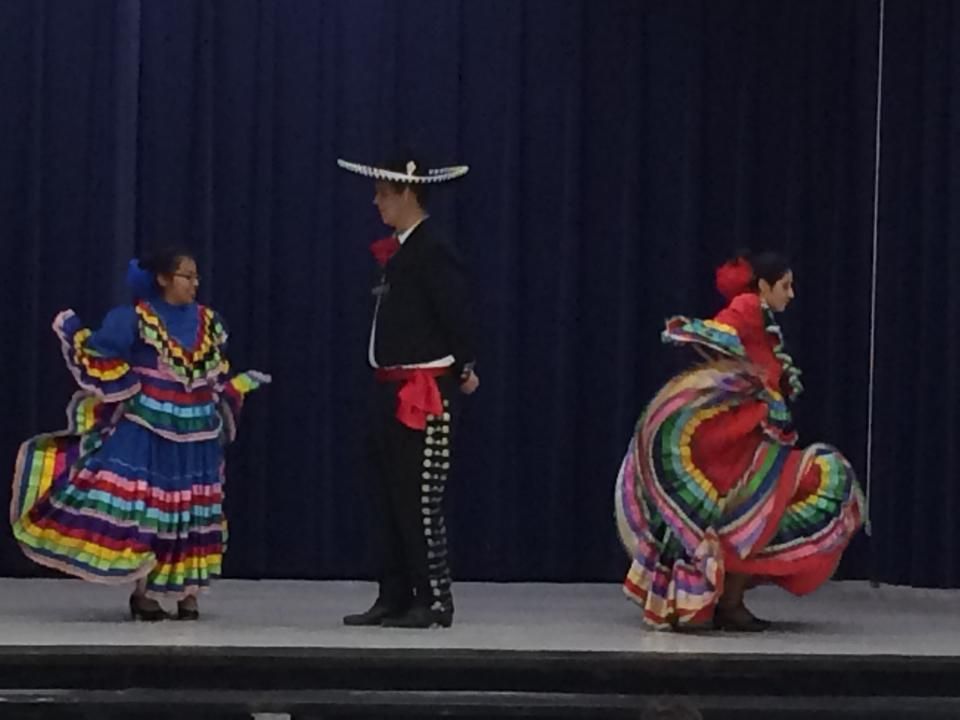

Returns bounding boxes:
[173,273,201,283]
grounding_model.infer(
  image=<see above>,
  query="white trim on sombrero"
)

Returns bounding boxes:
[337,158,469,184]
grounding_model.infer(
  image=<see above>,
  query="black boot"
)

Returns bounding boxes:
[381,604,453,629]
[343,601,407,627]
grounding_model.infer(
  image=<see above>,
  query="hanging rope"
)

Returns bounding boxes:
[864,0,886,538]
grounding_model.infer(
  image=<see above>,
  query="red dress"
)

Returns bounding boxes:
[615,292,864,628]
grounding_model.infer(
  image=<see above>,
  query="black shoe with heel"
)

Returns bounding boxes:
[712,604,771,632]
[177,598,200,621]
[129,594,167,622]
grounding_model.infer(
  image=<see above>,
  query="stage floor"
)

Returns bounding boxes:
[3,579,960,719]
[0,577,956,656]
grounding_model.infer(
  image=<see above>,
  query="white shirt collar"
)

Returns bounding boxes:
[396,215,428,245]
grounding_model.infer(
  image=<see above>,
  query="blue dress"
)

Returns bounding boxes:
[10,299,269,598]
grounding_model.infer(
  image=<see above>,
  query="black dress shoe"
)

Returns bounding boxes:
[712,604,771,632]
[381,605,453,629]
[343,602,406,627]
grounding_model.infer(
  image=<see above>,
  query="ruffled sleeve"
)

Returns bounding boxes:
[216,370,272,444]
[209,313,271,443]
[53,307,141,402]
[662,316,748,359]
[86,306,138,358]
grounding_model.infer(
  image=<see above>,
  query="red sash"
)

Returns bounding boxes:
[374,366,448,430]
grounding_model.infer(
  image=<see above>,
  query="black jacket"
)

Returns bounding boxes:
[370,219,476,377]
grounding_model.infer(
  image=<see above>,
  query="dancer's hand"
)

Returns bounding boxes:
[460,369,480,395]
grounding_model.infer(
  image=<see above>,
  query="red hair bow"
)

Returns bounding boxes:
[715,257,754,300]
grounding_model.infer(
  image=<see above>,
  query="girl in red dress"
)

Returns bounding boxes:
[615,252,864,631]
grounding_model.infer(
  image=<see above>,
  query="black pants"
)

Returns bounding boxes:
[367,375,459,614]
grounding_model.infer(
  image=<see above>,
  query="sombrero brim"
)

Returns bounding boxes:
[336,158,469,184]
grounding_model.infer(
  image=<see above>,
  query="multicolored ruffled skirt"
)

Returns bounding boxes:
[11,397,226,598]
[8,310,267,599]
[615,360,864,629]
